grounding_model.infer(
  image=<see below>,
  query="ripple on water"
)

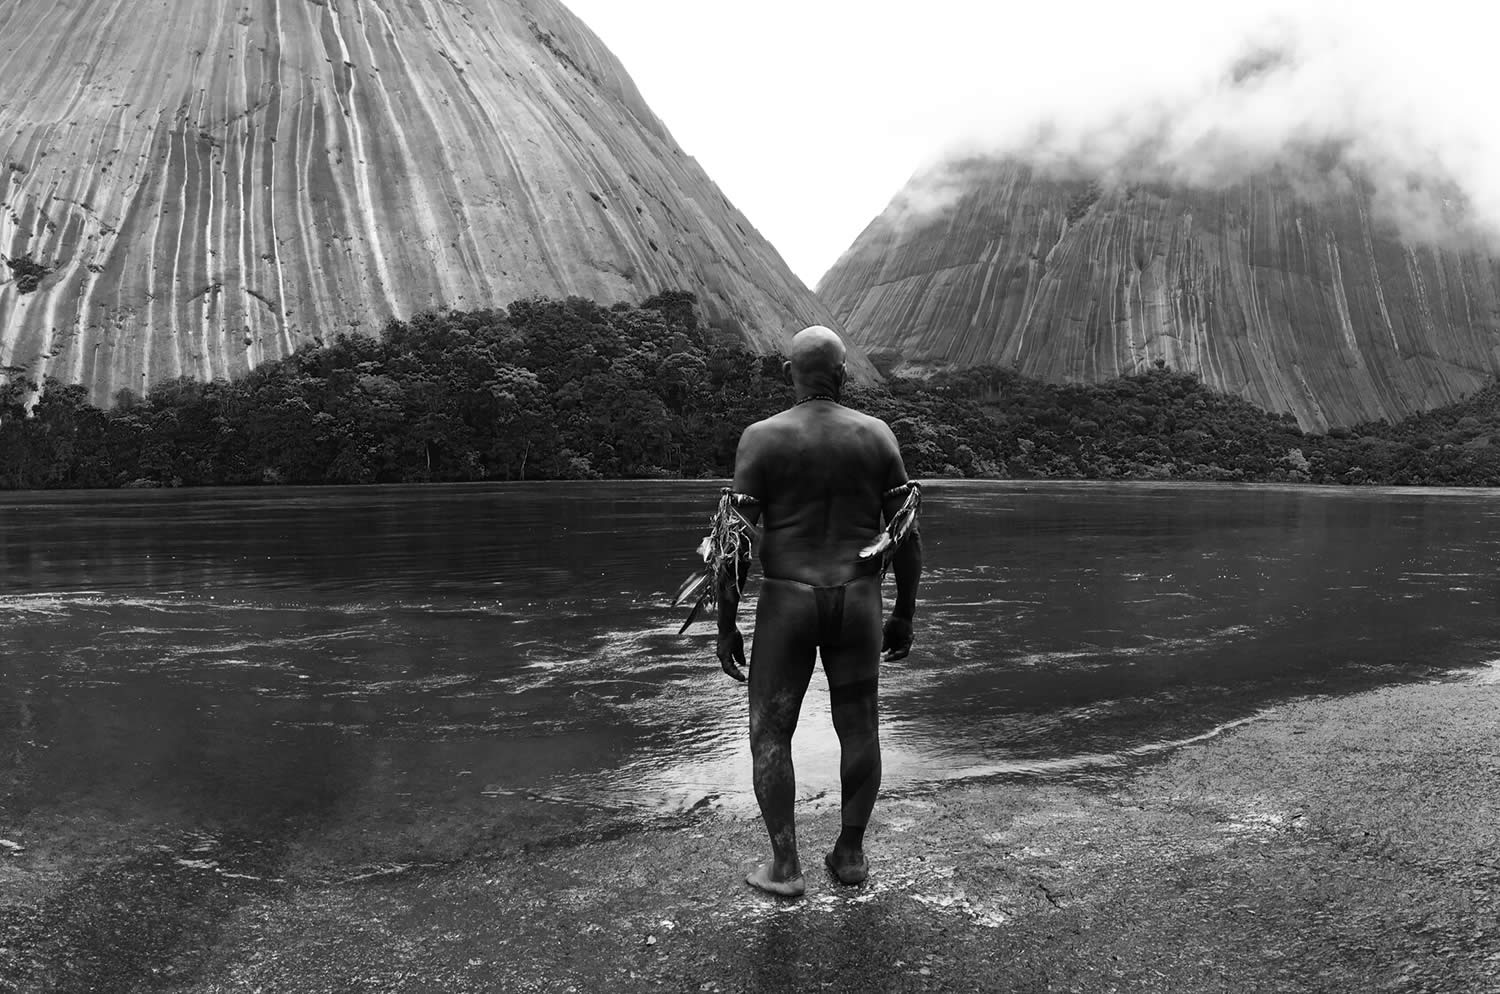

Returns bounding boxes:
[10,482,1500,836]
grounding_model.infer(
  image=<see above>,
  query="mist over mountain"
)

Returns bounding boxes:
[0,0,857,405]
[820,156,1500,430]
[818,12,1500,430]
[858,17,1499,255]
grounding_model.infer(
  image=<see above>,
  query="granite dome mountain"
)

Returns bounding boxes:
[0,0,857,404]
[819,158,1500,429]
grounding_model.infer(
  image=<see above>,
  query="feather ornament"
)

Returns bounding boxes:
[674,488,756,632]
[859,482,922,575]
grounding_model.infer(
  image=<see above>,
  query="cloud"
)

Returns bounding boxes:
[565,0,1500,282]
[885,1,1500,247]
[875,159,975,232]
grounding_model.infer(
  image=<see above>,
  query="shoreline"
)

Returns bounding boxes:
[8,477,1500,496]
[6,665,1499,992]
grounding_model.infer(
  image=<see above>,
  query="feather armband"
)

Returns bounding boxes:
[858,481,923,575]
[672,488,757,633]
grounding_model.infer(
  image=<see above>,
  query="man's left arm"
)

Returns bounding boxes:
[879,431,923,661]
[717,427,764,681]
[883,524,922,661]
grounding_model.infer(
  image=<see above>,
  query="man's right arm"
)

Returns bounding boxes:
[715,424,765,682]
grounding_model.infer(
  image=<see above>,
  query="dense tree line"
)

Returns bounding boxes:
[0,292,794,488]
[3,293,1500,489]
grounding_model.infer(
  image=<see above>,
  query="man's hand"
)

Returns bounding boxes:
[717,627,748,682]
[881,616,914,662]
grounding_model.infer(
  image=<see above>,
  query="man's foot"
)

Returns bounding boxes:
[745,862,805,897]
[825,847,868,885]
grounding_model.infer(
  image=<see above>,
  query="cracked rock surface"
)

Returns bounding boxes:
[819,158,1500,431]
[0,0,858,404]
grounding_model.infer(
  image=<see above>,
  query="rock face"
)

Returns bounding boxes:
[0,0,858,404]
[819,158,1500,429]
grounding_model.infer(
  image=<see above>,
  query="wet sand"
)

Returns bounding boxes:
[4,666,1499,993]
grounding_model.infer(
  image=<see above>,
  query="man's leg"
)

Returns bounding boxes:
[822,574,883,884]
[746,578,817,896]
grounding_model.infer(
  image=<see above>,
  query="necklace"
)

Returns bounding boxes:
[795,393,839,406]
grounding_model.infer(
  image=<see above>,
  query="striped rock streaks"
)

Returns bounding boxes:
[819,159,1500,429]
[0,0,856,404]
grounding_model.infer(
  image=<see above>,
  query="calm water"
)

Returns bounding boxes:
[3,481,1500,869]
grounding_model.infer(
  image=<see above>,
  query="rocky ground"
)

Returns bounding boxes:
[4,666,1499,994]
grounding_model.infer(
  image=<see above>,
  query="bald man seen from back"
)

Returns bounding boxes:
[715,325,924,897]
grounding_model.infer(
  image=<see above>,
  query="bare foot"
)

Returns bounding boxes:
[825,847,868,885]
[745,861,805,897]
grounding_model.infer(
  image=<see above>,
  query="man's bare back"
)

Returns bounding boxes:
[733,403,906,587]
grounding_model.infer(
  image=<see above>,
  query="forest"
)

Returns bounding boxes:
[3,291,1500,489]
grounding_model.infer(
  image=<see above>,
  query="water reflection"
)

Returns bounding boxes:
[3,481,1500,865]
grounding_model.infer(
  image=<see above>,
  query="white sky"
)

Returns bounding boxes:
[565,0,1500,288]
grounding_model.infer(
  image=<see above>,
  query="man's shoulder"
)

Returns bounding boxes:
[846,408,900,446]
[747,406,888,428]
[739,413,785,440]
[736,415,786,458]
[854,408,898,433]
[748,407,897,436]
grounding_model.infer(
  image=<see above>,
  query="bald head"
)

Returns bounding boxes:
[787,326,847,395]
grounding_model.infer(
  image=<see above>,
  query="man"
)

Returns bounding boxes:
[716,325,923,897]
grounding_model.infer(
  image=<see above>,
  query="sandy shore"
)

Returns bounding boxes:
[4,666,1499,993]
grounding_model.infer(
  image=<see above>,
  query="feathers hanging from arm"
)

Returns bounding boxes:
[673,489,757,633]
[869,481,923,660]
[858,481,922,578]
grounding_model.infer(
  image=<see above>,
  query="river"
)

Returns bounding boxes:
[3,481,1499,873]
